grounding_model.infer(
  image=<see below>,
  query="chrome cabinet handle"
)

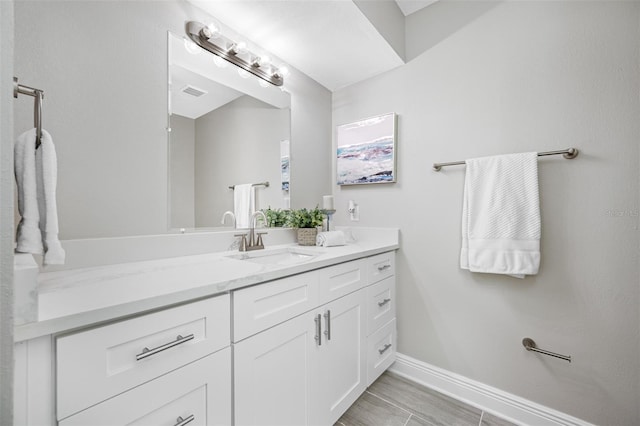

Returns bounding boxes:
[314,314,322,346]
[174,415,195,426]
[136,334,195,361]
[378,343,392,355]
[378,298,392,307]
[324,310,331,341]
[377,264,391,271]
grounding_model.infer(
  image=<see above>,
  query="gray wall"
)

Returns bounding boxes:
[169,115,195,228]
[194,96,290,227]
[14,0,332,239]
[1,1,14,423]
[332,2,639,424]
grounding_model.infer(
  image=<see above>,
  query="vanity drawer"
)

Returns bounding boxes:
[366,276,396,336]
[367,251,395,284]
[59,348,231,425]
[57,295,230,420]
[233,271,320,342]
[367,319,396,387]
[318,258,367,304]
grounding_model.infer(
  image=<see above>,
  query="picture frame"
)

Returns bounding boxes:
[280,139,290,191]
[336,112,397,185]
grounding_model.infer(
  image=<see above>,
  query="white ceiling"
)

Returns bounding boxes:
[190,1,436,91]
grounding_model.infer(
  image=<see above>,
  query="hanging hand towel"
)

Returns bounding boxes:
[234,184,255,229]
[15,128,65,265]
[15,129,42,254]
[460,152,540,278]
[36,129,65,265]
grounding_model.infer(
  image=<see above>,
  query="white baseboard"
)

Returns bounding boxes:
[389,353,593,426]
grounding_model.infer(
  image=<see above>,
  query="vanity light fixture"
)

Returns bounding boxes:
[186,21,285,87]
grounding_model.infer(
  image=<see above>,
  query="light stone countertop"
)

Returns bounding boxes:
[15,229,399,342]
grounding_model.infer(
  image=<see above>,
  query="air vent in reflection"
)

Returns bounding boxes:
[181,85,207,97]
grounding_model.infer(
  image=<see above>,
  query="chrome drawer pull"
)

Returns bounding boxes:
[324,310,331,341]
[174,414,195,426]
[314,314,322,346]
[378,343,392,355]
[378,298,392,307]
[136,334,195,361]
[377,264,391,271]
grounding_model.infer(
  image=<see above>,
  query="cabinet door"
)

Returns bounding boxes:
[234,311,321,426]
[59,348,231,426]
[317,289,367,426]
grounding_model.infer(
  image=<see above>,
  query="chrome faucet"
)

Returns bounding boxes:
[236,211,267,252]
[221,211,236,228]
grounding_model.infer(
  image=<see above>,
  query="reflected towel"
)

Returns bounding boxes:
[234,184,255,229]
[460,152,540,278]
[15,129,65,265]
[316,231,346,247]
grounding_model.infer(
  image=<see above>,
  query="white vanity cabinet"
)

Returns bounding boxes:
[14,245,397,426]
[56,295,232,425]
[233,252,396,426]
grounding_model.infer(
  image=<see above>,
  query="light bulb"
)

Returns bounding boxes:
[277,65,290,77]
[272,64,290,79]
[259,56,271,68]
[235,41,248,55]
[205,21,221,39]
[250,56,262,67]
[229,41,248,55]
[238,69,250,79]
[183,38,199,55]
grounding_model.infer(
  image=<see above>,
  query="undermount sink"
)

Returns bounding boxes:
[226,247,320,266]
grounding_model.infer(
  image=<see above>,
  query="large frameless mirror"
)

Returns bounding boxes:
[168,32,291,230]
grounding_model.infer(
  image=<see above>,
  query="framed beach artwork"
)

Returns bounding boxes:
[336,112,397,185]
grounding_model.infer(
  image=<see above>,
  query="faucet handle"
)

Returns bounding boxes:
[256,231,268,247]
[234,233,248,252]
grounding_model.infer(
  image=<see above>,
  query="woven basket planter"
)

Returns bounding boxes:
[296,228,318,246]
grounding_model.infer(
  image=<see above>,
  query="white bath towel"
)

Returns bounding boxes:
[460,152,540,278]
[15,129,42,254]
[234,184,255,229]
[316,231,346,247]
[15,128,66,265]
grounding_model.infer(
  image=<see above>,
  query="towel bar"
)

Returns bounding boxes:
[433,148,579,171]
[522,338,571,363]
[229,181,270,190]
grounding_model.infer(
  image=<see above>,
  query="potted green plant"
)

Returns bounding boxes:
[288,207,324,246]
[261,207,291,228]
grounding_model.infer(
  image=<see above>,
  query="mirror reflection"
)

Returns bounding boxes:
[168,32,291,230]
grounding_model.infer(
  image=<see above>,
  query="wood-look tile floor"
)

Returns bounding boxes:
[336,372,517,426]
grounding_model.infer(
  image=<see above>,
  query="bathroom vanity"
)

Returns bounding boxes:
[14,228,398,426]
